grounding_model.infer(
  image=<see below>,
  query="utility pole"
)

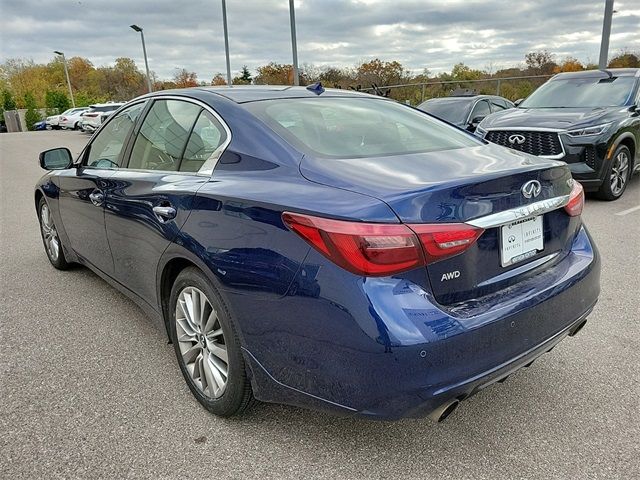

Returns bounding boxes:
[54,51,75,107]
[221,0,232,86]
[289,0,300,85]
[598,0,615,69]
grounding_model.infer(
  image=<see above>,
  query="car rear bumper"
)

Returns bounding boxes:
[240,224,600,420]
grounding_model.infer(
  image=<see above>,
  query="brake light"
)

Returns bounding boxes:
[410,224,485,264]
[564,180,584,217]
[282,212,484,276]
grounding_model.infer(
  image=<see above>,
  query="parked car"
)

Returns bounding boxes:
[35,86,600,421]
[33,119,47,131]
[58,107,89,130]
[80,103,124,132]
[45,108,84,129]
[477,68,640,200]
[418,94,514,132]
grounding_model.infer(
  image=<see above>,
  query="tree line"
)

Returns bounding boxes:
[1,49,638,129]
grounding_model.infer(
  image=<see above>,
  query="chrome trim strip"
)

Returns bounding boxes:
[483,126,566,132]
[466,194,570,229]
[483,127,566,159]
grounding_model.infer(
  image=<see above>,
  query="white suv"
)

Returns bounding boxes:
[80,103,125,133]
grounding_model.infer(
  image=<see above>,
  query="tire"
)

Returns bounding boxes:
[169,267,254,417]
[74,122,80,130]
[38,197,71,270]
[596,144,632,201]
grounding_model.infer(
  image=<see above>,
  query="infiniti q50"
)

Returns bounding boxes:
[35,86,600,421]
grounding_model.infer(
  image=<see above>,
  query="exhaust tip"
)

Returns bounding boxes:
[569,319,588,337]
[438,400,459,422]
[429,400,460,422]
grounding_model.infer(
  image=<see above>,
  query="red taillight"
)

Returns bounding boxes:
[564,180,584,217]
[410,224,485,264]
[282,212,484,276]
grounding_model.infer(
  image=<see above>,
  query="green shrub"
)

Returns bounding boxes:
[24,92,41,131]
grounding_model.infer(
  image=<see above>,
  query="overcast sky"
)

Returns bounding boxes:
[1,0,639,81]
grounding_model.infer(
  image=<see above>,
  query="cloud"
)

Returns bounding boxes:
[1,0,638,81]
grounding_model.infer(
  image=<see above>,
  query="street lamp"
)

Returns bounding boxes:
[130,24,153,92]
[53,51,75,107]
[221,0,232,86]
[289,0,300,86]
[598,0,615,69]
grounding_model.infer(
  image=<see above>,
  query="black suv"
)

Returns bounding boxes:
[477,68,640,200]
[418,94,514,132]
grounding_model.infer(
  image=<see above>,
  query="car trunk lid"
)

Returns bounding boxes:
[300,143,580,304]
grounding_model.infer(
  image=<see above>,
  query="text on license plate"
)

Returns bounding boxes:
[500,215,544,266]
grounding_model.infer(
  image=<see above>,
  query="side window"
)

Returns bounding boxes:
[85,102,145,169]
[469,100,491,121]
[128,100,201,171]
[181,111,228,172]
[490,100,508,112]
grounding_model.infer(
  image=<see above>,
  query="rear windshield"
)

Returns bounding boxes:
[418,98,472,124]
[244,97,480,158]
[520,76,636,108]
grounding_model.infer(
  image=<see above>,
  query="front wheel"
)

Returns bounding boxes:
[38,198,71,269]
[169,267,254,417]
[597,144,632,200]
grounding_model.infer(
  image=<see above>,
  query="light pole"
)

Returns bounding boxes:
[598,0,615,69]
[221,0,232,86]
[289,0,300,85]
[130,24,153,92]
[54,51,75,107]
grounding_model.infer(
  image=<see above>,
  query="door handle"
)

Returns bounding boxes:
[89,190,104,206]
[153,205,177,223]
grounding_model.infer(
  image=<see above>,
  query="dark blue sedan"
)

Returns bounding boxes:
[35,86,600,421]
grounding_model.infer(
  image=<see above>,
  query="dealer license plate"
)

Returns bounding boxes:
[500,215,544,266]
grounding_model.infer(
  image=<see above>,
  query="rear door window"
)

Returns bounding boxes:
[181,111,228,172]
[127,100,202,171]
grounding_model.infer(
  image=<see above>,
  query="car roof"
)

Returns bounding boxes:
[193,85,374,103]
[423,95,509,103]
[552,68,640,80]
[89,102,125,108]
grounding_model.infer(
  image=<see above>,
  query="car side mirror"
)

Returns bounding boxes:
[514,98,524,107]
[39,148,73,170]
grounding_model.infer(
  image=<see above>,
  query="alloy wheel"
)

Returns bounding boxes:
[175,286,228,399]
[40,203,60,262]
[610,151,629,197]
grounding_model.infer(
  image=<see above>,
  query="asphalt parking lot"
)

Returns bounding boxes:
[1,130,639,479]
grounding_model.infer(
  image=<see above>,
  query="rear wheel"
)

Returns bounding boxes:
[38,198,71,270]
[597,144,631,200]
[169,267,254,417]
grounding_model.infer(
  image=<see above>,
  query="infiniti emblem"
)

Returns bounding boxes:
[521,180,542,199]
[508,134,526,145]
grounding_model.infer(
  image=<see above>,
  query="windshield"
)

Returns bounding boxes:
[245,97,480,159]
[418,98,471,124]
[520,76,636,108]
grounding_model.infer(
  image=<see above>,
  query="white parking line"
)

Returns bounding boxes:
[615,205,640,216]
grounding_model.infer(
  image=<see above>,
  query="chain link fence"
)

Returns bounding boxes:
[358,74,554,105]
